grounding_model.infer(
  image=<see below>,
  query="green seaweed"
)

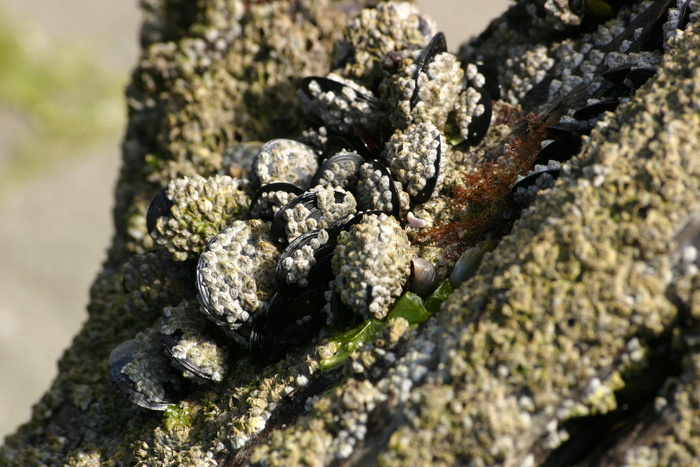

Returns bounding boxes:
[164,404,192,431]
[320,280,453,371]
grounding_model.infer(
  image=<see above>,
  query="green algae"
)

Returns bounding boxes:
[320,280,452,371]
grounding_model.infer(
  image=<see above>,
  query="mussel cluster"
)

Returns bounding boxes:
[509,0,697,205]
[108,0,697,412]
[108,3,498,410]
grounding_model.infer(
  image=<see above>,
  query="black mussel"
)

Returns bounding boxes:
[408,257,440,297]
[512,167,562,206]
[323,127,381,160]
[410,32,447,109]
[300,76,381,109]
[449,239,496,288]
[323,135,355,159]
[146,188,174,235]
[417,15,434,37]
[161,303,228,382]
[533,136,582,166]
[513,167,561,192]
[412,131,443,205]
[270,186,357,246]
[250,139,319,190]
[545,124,582,140]
[624,67,657,89]
[602,65,656,90]
[276,228,336,291]
[108,335,183,411]
[299,76,383,138]
[325,287,360,329]
[309,151,365,191]
[678,0,692,30]
[249,182,305,221]
[355,160,402,218]
[573,98,620,121]
[264,288,328,345]
[454,84,492,146]
[249,315,284,366]
[464,62,501,101]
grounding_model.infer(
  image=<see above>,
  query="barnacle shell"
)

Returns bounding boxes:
[276,228,335,290]
[151,174,250,261]
[161,299,228,382]
[196,219,279,341]
[332,212,412,319]
[355,160,404,217]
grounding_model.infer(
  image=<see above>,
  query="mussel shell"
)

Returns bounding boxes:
[250,138,319,190]
[512,167,562,192]
[465,87,492,146]
[325,287,361,329]
[309,151,365,191]
[249,182,305,221]
[108,339,181,411]
[162,331,214,381]
[410,31,447,109]
[474,63,501,101]
[249,315,284,366]
[270,188,356,246]
[449,239,496,288]
[146,188,174,235]
[355,160,402,218]
[300,76,382,110]
[532,137,582,166]
[573,98,620,120]
[624,67,657,89]
[161,308,228,382]
[265,288,327,345]
[276,229,336,291]
[678,0,692,30]
[545,124,582,140]
[602,65,656,89]
[412,131,443,205]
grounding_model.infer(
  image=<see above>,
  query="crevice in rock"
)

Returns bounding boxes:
[541,326,685,467]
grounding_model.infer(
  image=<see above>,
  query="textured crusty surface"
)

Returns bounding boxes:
[2,1,700,465]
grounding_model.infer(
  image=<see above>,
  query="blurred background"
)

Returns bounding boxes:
[0,0,510,440]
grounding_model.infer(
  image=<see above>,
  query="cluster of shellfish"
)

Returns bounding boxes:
[108,0,698,411]
[108,4,501,410]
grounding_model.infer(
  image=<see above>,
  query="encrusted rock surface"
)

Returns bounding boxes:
[2,1,700,466]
